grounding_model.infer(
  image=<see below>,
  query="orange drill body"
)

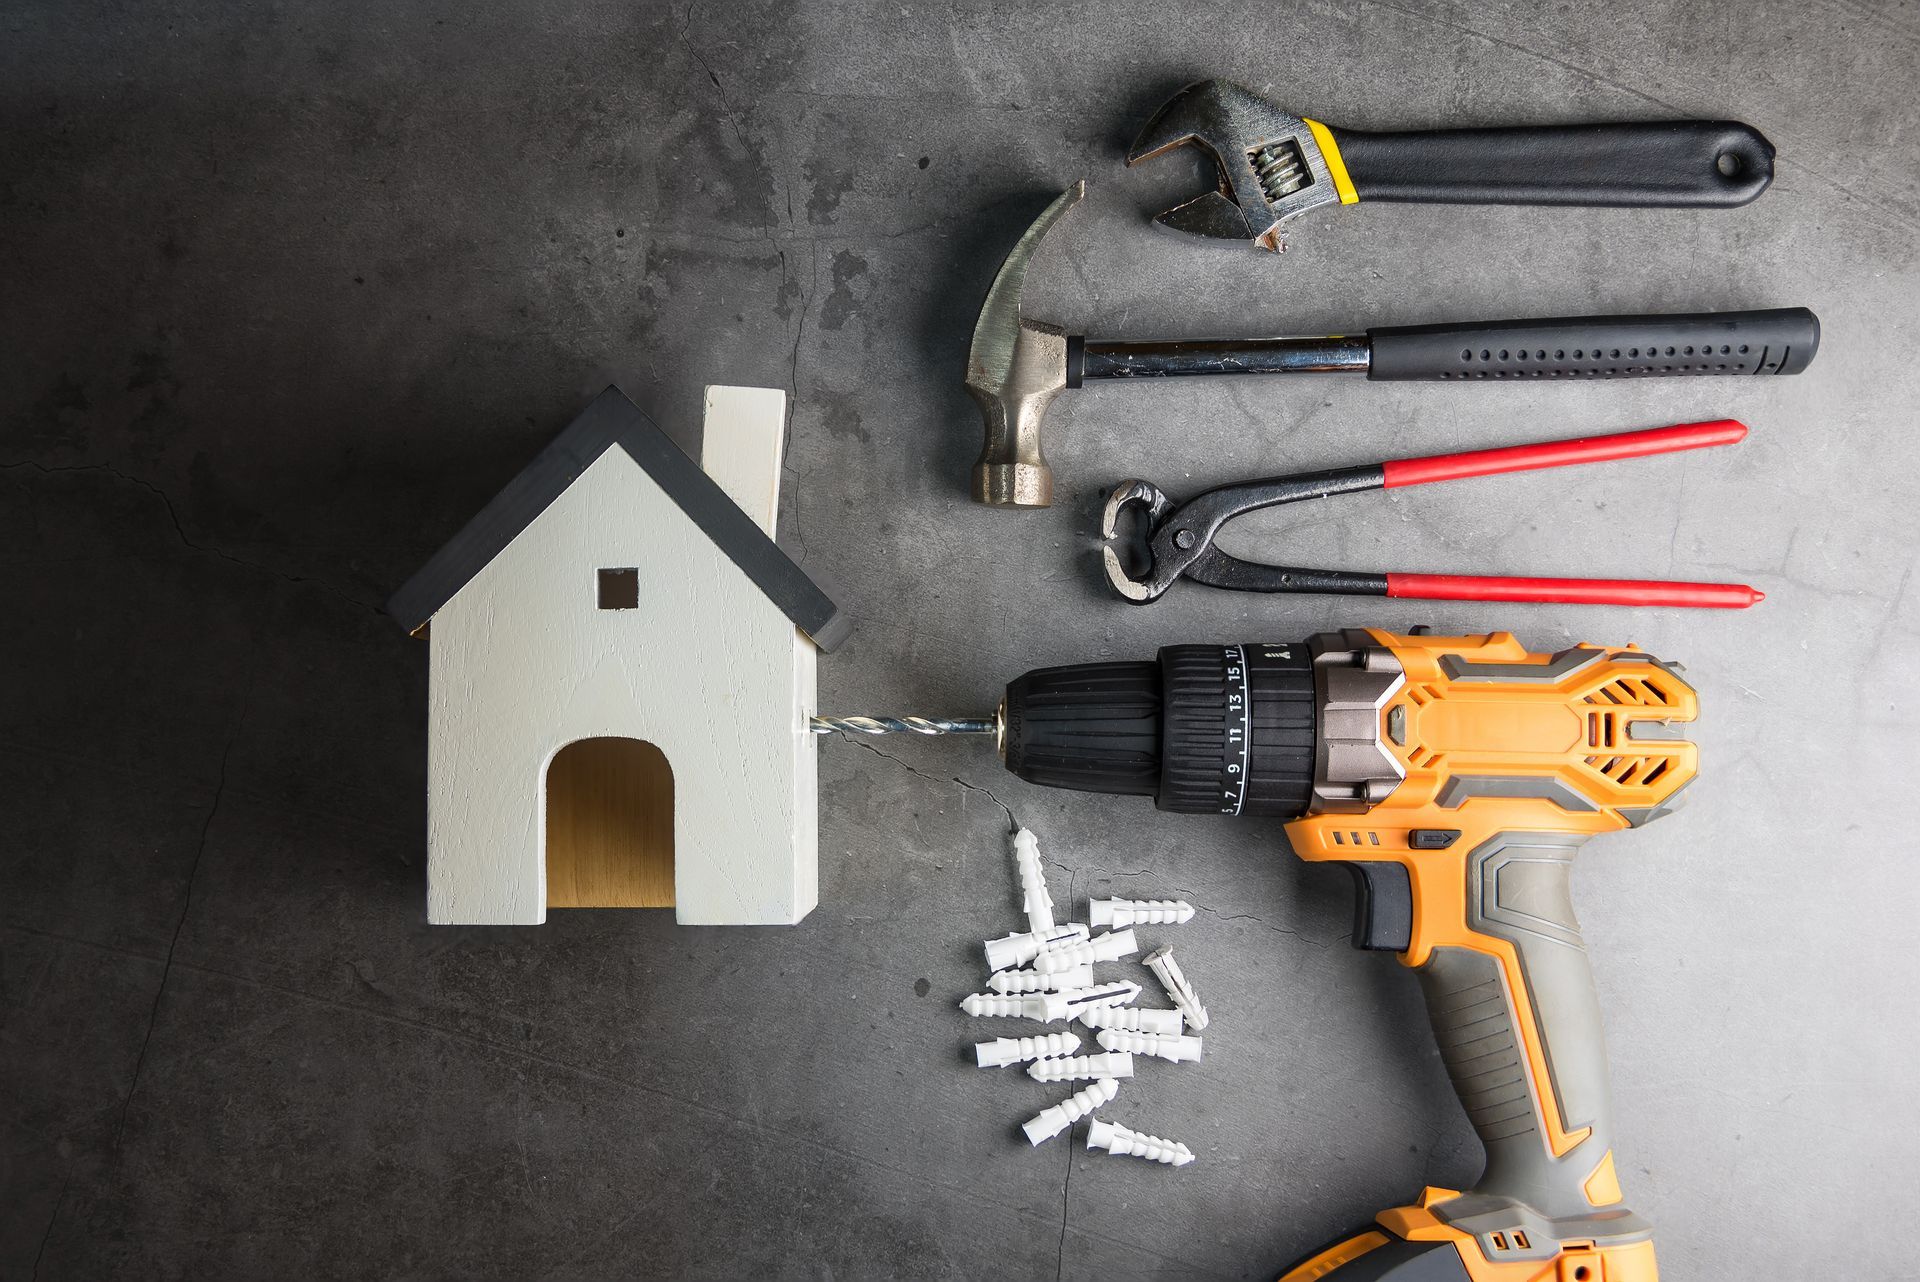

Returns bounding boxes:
[1280,630,1693,1282]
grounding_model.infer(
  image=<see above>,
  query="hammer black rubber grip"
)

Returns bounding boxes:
[1328,120,1773,207]
[1367,308,1820,381]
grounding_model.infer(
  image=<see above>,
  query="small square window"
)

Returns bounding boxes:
[597,567,639,610]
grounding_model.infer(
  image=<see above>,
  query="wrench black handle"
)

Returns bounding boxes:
[1367,307,1819,381]
[1327,120,1773,207]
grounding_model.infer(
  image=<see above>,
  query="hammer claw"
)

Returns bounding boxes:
[966,182,1089,508]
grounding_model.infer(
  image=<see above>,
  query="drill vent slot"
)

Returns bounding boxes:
[1584,753,1672,789]
[1487,1229,1533,1254]
[1587,712,1619,748]
[1329,830,1383,847]
[1585,675,1677,709]
[1250,138,1312,203]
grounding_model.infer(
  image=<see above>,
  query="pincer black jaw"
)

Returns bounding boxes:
[1100,480,1179,603]
[1126,79,1341,251]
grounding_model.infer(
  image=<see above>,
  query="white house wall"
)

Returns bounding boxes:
[425,445,818,925]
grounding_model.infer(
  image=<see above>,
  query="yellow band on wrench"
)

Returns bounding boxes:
[1303,118,1359,204]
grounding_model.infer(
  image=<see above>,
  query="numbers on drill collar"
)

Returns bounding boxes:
[1220,644,1251,815]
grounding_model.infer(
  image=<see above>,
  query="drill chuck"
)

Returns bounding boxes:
[1000,643,1318,817]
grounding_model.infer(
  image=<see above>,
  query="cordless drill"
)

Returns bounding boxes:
[825,628,1691,1281]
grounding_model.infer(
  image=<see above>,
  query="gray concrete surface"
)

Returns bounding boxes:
[3,1,1914,1277]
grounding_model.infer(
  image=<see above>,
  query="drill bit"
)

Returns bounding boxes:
[809,716,996,735]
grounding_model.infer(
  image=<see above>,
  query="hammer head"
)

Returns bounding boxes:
[1127,80,1340,251]
[965,181,1085,508]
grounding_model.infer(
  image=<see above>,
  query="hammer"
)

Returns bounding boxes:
[963,182,1818,508]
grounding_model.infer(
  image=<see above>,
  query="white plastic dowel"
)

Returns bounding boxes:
[975,1031,1081,1068]
[984,923,1089,972]
[960,992,1071,1022]
[1094,1028,1202,1064]
[1089,897,1195,929]
[1012,829,1055,934]
[1021,1077,1119,1146]
[1033,928,1138,975]
[987,963,1092,994]
[1077,1005,1183,1036]
[1026,1051,1135,1083]
[1142,945,1209,1031]
[1086,1118,1194,1167]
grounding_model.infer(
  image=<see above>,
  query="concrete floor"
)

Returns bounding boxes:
[3,1,1914,1277]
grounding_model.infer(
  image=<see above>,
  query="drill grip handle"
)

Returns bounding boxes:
[1411,837,1626,1227]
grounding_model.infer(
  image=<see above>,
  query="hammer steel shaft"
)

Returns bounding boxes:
[1075,336,1370,380]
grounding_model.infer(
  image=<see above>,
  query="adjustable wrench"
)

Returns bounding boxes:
[1129,80,1774,251]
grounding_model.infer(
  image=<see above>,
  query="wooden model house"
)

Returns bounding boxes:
[387,385,846,926]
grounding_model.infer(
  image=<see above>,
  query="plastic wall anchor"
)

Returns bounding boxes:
[1089,897,1196,929]
[1012,829,1055,934]
[1021,1077,1119,1146]
[975,1031,1082,1068]
[1026,1051,1135,1083]
[1077,1005,1183,1036]
[987,963,1093,994]
[1086,1118,1194,1167]
[1142,945,1210,1031]
[961,991,1072,1022]
[1094,1028,1203,1063]
[984,923,1089,972]
[1034,928,1138,975]
[1054,981,1141,1018]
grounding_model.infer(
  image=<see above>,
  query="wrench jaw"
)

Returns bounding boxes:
[1127,80,1342,251]
[1153,190,1257,243]
[1100,480,1178,603]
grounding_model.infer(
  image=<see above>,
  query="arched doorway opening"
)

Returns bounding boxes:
[545,737,674,908]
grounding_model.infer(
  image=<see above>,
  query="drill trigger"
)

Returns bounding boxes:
[1345,861,1414,953]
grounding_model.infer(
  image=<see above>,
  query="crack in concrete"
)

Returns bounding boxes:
[676,3,747,151]
[1180,895,1343,949]
[677,3,815,565]
[1,460,380,612]
[1054,1131,1073,1280]
[113,680,250,1148]
[838,737,1017,832]
[30,1177,70,1281]
[781,244,817,563]
[673,6,794,300]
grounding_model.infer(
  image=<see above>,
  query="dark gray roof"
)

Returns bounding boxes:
[385,386,848,652]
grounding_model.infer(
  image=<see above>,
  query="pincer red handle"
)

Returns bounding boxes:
[1382,420,1746,489]
[1387,573,1763,609]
